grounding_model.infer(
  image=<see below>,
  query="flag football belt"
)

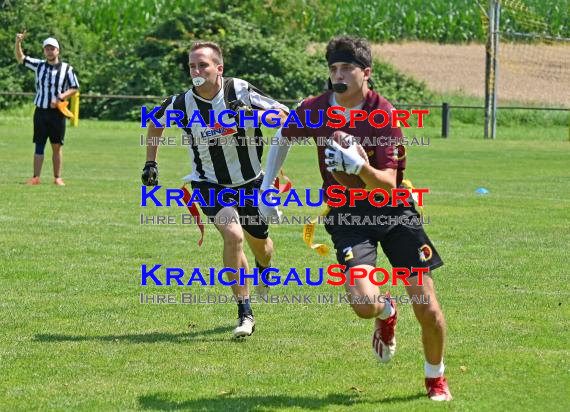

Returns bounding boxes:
[181,170,292,246]
[302,205,331,256]
[273,169,292,193]
[302,179,424,256]
[181,186,205,246]
[401,179,424,216]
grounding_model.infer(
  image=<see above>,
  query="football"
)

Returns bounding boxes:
[329,131,369,189]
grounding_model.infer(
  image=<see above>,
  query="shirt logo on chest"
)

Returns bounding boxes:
[200,123,237,138]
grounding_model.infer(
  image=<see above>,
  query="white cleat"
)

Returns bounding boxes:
[233,314,255,338]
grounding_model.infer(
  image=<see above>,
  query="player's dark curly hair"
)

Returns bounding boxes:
[325,36,372,68]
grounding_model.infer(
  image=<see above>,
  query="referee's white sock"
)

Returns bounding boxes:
[377,298,395,320]
[425,360,445,378]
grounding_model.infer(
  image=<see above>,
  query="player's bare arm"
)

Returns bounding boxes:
[359,165,397,191]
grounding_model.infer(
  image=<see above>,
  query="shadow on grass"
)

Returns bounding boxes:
[138,392,425,410]
[34,326,234,344]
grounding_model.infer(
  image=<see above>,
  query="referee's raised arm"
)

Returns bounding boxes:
[15,31,26,64]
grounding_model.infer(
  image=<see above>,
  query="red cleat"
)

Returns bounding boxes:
[372,294,397,363]
[425,376,453,401]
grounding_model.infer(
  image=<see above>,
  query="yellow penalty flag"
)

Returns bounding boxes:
[56,101,74,119]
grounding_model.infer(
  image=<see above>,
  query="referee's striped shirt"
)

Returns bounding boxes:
[155,77,289,187]
[23,56,80,109]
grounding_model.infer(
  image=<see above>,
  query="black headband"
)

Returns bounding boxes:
[327,50,369,69]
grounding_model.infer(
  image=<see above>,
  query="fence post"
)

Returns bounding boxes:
[442,102,450,138]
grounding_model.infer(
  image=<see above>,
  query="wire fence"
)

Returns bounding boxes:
[1,91,568,139]
[3,91,567,109]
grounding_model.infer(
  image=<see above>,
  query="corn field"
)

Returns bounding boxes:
[59,0,570,43]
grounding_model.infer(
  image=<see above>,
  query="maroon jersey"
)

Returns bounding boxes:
[281,90,406,193]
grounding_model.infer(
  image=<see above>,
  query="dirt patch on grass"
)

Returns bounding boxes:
[373,42,569,107]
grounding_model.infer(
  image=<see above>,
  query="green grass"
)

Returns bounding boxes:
[0,115,569,411]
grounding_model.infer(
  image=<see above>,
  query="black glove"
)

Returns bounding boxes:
[228,99,254,116]
[141,160,159,186]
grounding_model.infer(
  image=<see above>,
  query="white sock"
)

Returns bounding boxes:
[377,298,395,320]
[425,360,445,378]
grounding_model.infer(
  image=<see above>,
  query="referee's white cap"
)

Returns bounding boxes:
[43,37,60,49]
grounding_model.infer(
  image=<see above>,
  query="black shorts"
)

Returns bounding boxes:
[324,191,443,275]
[190,175,269,240]
[33,108,66,145]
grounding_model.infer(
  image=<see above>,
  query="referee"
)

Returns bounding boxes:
[15,32,79,186]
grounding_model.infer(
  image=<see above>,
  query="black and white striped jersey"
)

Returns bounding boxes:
[155,77,289,187]
[23,56,80,109]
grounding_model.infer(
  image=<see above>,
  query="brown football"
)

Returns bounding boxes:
[329,131,369,189]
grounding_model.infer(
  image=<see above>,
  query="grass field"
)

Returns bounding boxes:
[0,112,569,411]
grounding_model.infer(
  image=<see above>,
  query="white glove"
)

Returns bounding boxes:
[258,190,283,220]
[324,140,365,175]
